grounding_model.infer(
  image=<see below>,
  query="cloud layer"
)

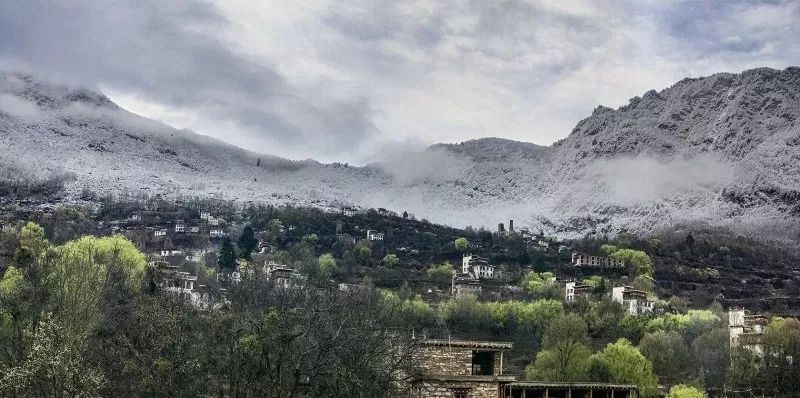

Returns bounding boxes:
[2,0,799,164]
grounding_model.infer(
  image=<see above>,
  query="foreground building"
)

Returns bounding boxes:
[407,339,639,398]
[501,382,638,398]
[409,339,516,398]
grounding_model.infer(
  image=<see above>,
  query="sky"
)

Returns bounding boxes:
[1,0,799,164]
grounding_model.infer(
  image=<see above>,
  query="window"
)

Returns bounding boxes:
[453,388,469,398]
[471,351,495,375]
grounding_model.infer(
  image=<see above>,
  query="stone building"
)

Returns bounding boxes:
[409,339,516,398]
[462,255,495,279]
[728,308,770,355]
[570,252,625,269]
[564,281,592,303]
[611,287,653,316]
[452,274,482,298]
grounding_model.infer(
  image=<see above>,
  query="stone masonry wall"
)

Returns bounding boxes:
[413,346,473,376]
[411,380,500,398]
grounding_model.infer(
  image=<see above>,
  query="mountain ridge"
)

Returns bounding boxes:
[2,67,800,241]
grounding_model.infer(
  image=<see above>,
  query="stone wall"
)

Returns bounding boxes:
[413,345,474,376]
[411,380,501,398]
[412,345,508,377]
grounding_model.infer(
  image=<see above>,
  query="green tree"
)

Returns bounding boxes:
[602,245,653,276]
[218,237,237,272]
[454,237,470,252]
[525,314,591,381]
[692,328,729,390]
[318,253,338,279]
[237,225,258,259]
[639,331,694,387]
[760,317,800,393]
[591,338,659,398]
[666,384,706,398]
[381,253,399,268]
[521,271,557,297]
[0,314,105,397]
[13,222,49,267]
[427,262,454,288]
[52,235,147,332]
[354,243,372,267]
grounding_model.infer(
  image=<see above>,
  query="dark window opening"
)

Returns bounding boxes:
[471,351,494,375]
[453,388,469,398]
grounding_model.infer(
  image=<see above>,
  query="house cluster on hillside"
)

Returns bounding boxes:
[564,281,654,316]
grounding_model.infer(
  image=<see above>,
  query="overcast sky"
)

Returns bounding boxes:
[1,1,799,164]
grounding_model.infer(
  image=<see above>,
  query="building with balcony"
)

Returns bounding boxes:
[611,286,654,316]
[564,281,592,303]
[462,255,495,279]
[571,252,625,268]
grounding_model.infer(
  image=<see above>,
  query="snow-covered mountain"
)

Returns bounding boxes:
[2,68,800,241]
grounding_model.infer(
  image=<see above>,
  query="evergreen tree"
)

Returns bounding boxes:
[218,238,237,272]
[237,226,258,259]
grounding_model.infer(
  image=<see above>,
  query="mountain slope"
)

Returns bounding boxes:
[2,68,800,241]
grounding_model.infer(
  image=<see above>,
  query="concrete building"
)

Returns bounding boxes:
[564,281,592,303]
[611,286,654,316]
[571,252,625,268]
[209,229,225,238]
[462,255,495,279]
[174,220,186,233]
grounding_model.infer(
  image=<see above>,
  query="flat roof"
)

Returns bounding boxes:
[509,382,637,390]
[419,339,513,350]
[413,374,517,383]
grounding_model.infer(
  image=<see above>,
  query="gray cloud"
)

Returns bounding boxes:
[1,0,798,164]
[0,0,375,159]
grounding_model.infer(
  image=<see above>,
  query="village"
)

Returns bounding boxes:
[1,194,797,398]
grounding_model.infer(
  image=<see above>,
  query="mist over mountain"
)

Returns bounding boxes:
[2,67,800,241]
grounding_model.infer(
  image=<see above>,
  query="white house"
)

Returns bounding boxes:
[210,229,225,238]
[729,309,769,355]
[565,281,592,303]
[611,286,654,316]
[462,254,494,279]
[571,252,625,268]
[154,229,167,237]
[200,211,211,221]
[366,230,385,241]
[175,220,186,233]
[343,207,357,217]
